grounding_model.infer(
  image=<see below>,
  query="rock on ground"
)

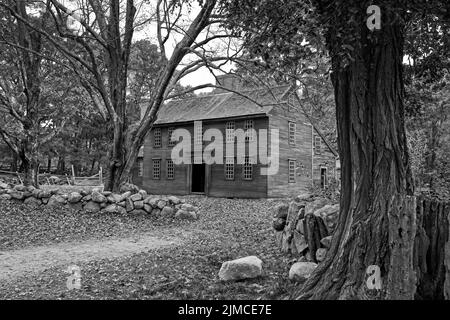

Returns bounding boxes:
[218,256,263,281]
[289,262,317,283]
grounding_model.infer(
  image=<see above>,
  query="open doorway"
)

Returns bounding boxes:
[320,167,328,189]
[191,163,205,193]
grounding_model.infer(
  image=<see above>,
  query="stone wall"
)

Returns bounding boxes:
[0,181,199,220]
[272,194,339,263]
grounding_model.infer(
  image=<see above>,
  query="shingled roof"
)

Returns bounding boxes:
[154,85,293,125]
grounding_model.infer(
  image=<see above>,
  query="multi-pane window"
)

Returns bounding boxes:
[166,159,174,179]
[288,159,296,183]
[195,124,203,145]
[243,156,253,180]
[226,121,235,143]
[225,157,234,180]
[154,128,162,148]
[314,136,321,154]
[244,120,254,141]
[289,121,296,146]
[138,159,143,177]
[168,127,175,146]
[152,159,161,179]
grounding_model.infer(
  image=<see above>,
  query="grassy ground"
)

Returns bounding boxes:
[0,197,299,300]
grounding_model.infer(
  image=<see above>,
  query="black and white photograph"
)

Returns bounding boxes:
[0,0,449,307]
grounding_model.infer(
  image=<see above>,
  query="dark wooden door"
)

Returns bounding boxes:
[191,163,205,193]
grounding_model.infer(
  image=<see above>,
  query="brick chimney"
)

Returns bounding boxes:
[215,74,241,93]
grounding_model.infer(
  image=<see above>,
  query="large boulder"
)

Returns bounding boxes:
[91,191,107,203]
[288,262,317,283]
[68,192,82,203]
[218,256,263,281]
[84,201,101,213]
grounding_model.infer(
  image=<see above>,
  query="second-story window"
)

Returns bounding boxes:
[168,127,175,146]
[244,120,254,141]
[289,121,296,146]
[314,136,321,155]
[154,128,162,148]
[226,121,235,143]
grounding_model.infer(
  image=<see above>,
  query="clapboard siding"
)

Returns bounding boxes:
[312,132,337,186]
[142,117,269,197]
[267,103,313,197]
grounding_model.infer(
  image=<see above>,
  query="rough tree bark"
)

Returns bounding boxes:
[296,5,415,299]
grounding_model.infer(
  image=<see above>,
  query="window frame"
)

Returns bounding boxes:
[224,156,235,181]
[289,121,296,146]
[168,127,175,147]
[225,121,235,143]
[314,136,322,155]
[152,158,161,180]
[244,119,254,142]
[138,159,143,177]
[153,128,162,148]
[243,155,253,180]
[166,159,174,180]
[288,159,296,183]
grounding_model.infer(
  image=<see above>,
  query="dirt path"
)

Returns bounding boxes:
[0,232,185,281]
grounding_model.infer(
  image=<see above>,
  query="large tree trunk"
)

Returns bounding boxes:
[296,7,415,299]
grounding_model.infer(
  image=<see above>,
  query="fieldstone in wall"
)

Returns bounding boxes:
[107,193,122,203]
[47,194,66,206]
[316,248,327,262]
[125,198,134,212]
[151,208,161,217]
[320,236,332,249]
[134,200,144,210]
[130,209,147,215]
[103,204,127,215]
[157,200,167,209]
[0,194,12,200]
[84,201,101,213]
[161,206,175,218]
[218,256,263,281]
[68,192,82,203]
[119,183,139,194]
[288,262,317,283]
[168,196,181,205]
[10,191,25,200]
[91,191,107,203]
[120,191,132,202]
[143,204,152,213]
[23,196,41,207]
[129,193,142,202]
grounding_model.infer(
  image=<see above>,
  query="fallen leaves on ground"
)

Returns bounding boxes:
[0,197,300,299]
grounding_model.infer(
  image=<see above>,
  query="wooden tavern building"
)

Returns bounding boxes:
[134,75,338,198]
